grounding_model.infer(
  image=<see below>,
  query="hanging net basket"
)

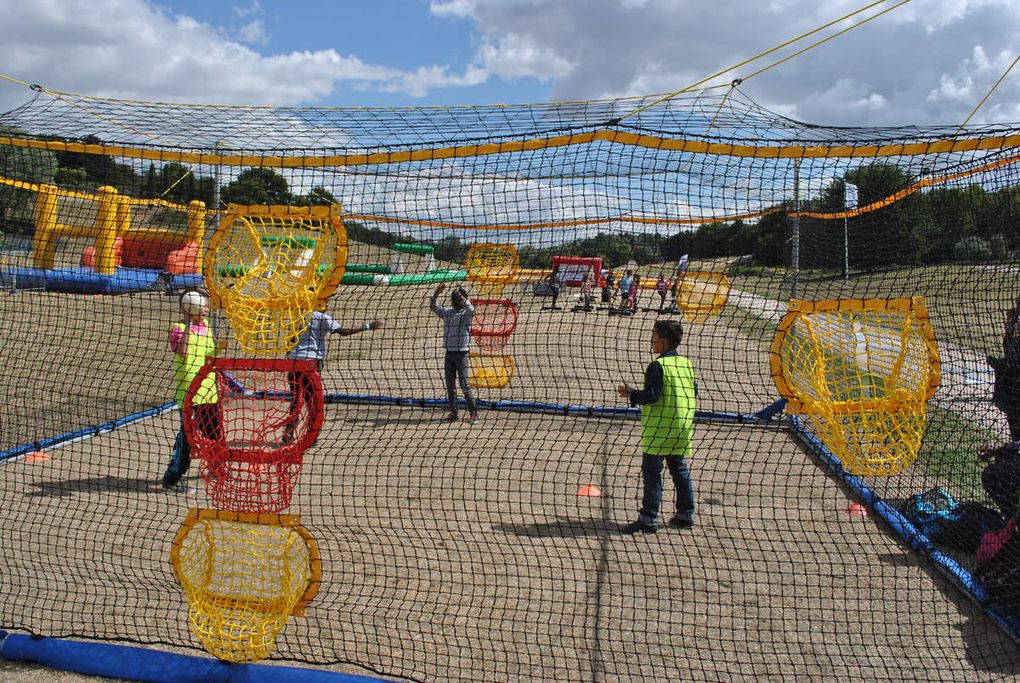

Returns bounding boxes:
[184,358,324,513]
[471,298,518,354]
[466,243,519,298]
[770,298,941,476]
[469,353,516,389]
[205,205,347,355]
[674,271,730,322]
[171,508,320,663]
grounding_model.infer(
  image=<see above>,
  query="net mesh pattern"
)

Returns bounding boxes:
[186,359,324,513]
[3,87,1020,680]
[206,206,347,355]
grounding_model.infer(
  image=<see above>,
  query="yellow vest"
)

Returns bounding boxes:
[171,322,218,407]
[640,355,695,456]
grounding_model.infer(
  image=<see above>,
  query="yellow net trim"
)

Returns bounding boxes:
[770,298,941,476]
[170,508,321,663]
[205,204,348,355]
[5,130,1020,167]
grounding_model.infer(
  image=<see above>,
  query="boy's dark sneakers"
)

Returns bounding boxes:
[441,412,459,422]
[667,515,695,529]
[620,521,657,535]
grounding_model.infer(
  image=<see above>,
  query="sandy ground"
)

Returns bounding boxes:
[1,273,1020,681]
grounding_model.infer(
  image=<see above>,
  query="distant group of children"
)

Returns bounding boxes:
[596,270,681,312]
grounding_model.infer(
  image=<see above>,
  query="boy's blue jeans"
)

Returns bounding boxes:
[638,453,695,526]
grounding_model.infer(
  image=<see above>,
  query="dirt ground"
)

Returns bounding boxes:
[1,274,1020,681]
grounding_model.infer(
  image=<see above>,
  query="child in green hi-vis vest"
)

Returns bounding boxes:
[161,289,222,493]
[617,319,696,534]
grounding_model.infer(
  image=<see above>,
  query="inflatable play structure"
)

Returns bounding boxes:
[1,181,206,293]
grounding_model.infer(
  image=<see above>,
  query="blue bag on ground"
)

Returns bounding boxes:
[900,488,961,536]
[900,488,1004,552]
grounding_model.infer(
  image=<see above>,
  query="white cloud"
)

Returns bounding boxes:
[476,34,575,81]
[926,45,1019,122]
[237,19,267,45]
[0,0,1018,128]
[232,0,260,19]
[0,0,491,112]
[430,0,478,19]
[430,0,1020,126]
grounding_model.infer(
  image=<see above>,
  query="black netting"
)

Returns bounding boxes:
[2,87,1020,680]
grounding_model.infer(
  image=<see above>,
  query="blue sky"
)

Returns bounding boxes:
[0,0,1019,125]
[151,0,533,107]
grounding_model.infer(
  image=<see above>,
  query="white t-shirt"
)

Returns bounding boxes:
[287,311,342,361]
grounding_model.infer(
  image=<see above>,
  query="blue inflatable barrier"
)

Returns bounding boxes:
[0,631,393,683]
[0,266,170,294]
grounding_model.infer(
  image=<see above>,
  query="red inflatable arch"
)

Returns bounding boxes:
[552,255,603,286]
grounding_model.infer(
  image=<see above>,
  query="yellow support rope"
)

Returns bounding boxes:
[159,169,194,199]
[738,0,912,84]
[614,0,906,123]
[958,53,1020,131]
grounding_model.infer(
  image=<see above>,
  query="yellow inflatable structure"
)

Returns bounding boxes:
[674,271,730,322]
[770,298,941,476]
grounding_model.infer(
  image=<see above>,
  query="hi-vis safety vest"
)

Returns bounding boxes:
[640,355,695,456]
[171,322,218,407]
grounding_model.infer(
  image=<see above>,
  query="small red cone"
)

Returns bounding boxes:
[846,502,867,516]
[577,484,602,497]
[25,450,50,462]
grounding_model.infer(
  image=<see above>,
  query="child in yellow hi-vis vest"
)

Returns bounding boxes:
[617,319,696,533]
[161,290,222,493]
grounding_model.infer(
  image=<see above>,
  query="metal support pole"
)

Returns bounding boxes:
[790,158,801,299]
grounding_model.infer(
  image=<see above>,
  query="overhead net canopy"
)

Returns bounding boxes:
[2,85,1020,681]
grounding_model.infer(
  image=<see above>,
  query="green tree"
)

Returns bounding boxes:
[752,209,789,267]
[159,162,192,203]
[815,162,923,269]
[661,229,694,262]
[220,168,291,205]
[306,186,337,206]
[53,167,90,190]
[143,163,158,199]
[53,133,119,185]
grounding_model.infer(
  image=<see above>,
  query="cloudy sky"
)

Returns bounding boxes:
[0,0,1018,127]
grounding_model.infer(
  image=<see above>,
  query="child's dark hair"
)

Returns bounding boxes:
[653,319,683,348]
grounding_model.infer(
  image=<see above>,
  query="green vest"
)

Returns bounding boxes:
[640,354,695,456]
[172,322,218,407]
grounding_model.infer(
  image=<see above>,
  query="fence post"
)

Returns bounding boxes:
[94,186,120,275]
[31,184,59,270]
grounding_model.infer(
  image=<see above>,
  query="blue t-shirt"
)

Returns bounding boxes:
[288,311,342,361]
